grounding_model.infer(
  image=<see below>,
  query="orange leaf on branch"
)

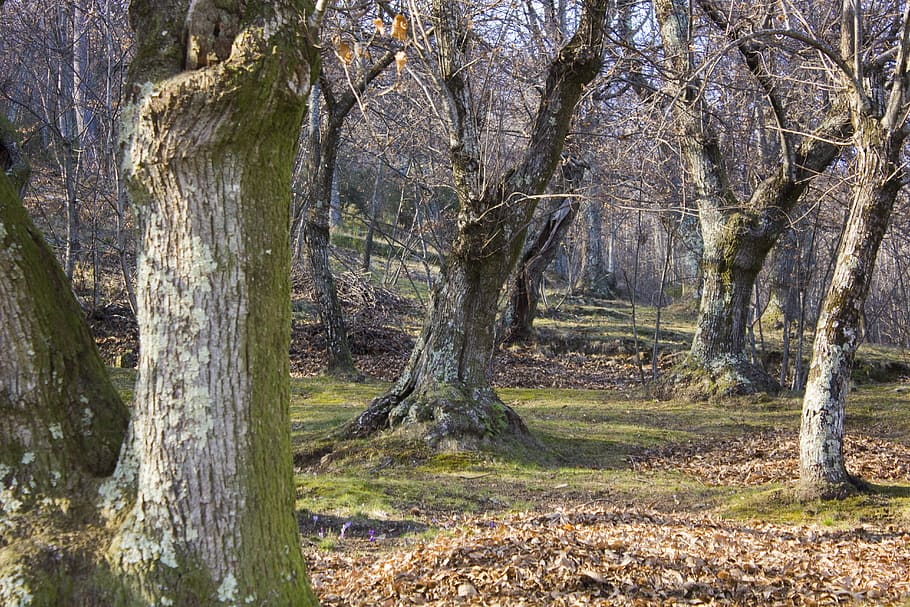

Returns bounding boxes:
[391,13,408,41]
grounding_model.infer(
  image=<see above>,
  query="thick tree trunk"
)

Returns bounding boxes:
[799,115,905,500]
[655,0,851,397]
[106,3,320,605]
[346,0,608,448]
[685,212,781,394]
[0,123,128,605]
[506,159,585,343]
[0,138,126,507]
[348,216,531,448]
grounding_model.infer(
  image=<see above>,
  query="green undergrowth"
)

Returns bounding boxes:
[289,376,910,541]
[100,362,910,544]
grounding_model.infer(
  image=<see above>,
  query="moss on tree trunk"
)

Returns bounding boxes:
[101,2,322,605]
[0,123,128,605]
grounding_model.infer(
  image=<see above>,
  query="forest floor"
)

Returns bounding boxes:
[95,267,910,606]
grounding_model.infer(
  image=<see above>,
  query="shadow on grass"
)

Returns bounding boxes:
[533,432,637,470]
[297,510,427,539]
[869,482,910,498]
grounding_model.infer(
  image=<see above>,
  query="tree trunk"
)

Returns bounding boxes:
[799,117,906,499]
[0,121,128,605]
[506,158,585,343]
[655,0,851,397]
[574,197,615,298]
[303,113,359,378]
[346,0,609,448]
[296,43,399,378]
[347,214,532,448]
[58,2,84,282]
[362,159,383,272]
[106,3,321,604]
[685,212,782,394]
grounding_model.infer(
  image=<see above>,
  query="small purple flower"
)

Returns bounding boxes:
[368,529,376,542]
[489,521,496,529]
[340,521,352,539]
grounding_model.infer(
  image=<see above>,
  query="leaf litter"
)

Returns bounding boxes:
[630,431,910,486]
[307,506,910,606]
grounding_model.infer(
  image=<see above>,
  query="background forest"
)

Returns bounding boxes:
[1,0,910,605]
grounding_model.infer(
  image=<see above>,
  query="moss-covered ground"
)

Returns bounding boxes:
[290,375,910,540]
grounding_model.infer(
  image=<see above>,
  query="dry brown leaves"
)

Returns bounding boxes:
[630,431,910,486]
[307,507,910,606]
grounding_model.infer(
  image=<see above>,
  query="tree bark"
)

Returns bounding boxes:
[799,0,910,497]
[506,158,586,343]
[296,42,400,378]
[302,111,360,378]
[345,0,608,448]
[799,117,903,499]
[0,118,128,605]
[106,2,321,604]
[655,0,851,397]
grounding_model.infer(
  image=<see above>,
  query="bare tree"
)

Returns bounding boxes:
[654,0,852,396]
[505,156,586,343]
[293,2,405,378]
[345,0,610,448]
[799,0,910,500]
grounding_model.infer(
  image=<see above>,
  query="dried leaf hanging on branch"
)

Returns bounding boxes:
[395,50,407,76]
[391,13,408,41]
[373,18,386,36]
[334,37,354,64]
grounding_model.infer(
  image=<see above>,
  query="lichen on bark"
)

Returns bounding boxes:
[105,2,321,604]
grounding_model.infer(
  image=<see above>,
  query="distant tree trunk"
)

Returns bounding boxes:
[506,157,585,342]
[346,0,609,448]
[298,44,399,378]
[656,0,851,397]
[765,226,802,385]
[303,111,360,378]
[107,2,321,604]
[0,119,128,604]
[362,159,383,272]
[799,0,910,499]
[575,197,615,297]
[56,2,87,282]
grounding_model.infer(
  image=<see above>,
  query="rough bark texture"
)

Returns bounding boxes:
[655,0,851,397]
[0,173,127,508]
[799,117,903,499]
[345,0,608,448]
[106,2,320,604]
[799,0,910,497]
[506,158,586,343]
[0,119,128,606]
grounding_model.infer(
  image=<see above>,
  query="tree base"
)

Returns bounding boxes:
[344,383,537,451]
[658,355,781,400]
[325,362,365,383]
[797,475,870,502]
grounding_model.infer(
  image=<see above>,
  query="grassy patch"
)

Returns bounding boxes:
[290,374,910,537]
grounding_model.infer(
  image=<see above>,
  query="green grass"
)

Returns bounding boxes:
[103,268,910,541]
[289,374,910,537]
